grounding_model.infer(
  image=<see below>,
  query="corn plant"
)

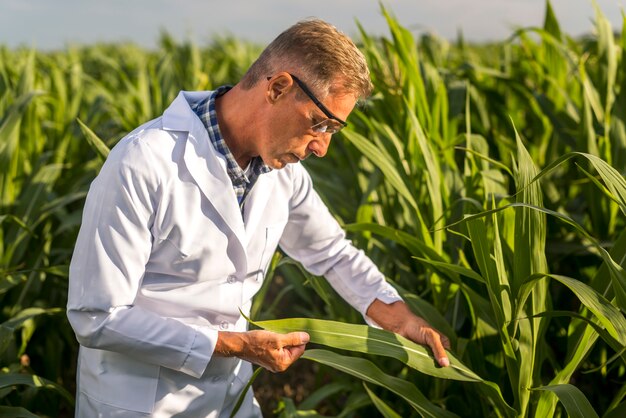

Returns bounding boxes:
[264,2,626,416]
[2,1,626,416]
[0,36,260,417]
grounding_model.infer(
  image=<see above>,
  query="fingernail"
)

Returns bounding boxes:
[300,332,310,344]
[439,357,450,367]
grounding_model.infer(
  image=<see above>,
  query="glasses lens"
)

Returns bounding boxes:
[311,119,343,134]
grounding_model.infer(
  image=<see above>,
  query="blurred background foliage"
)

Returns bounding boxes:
[1,1,626,416]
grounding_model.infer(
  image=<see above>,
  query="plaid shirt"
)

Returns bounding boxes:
[192,86,271,209]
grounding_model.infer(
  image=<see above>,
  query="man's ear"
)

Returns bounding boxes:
[266,72,294,104]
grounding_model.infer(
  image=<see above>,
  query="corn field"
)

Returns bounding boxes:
[2,2,626,417]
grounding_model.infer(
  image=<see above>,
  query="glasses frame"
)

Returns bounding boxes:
[266,74,348,134]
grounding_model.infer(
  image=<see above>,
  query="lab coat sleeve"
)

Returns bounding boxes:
[67,135,215,378]
[278,164,402,324]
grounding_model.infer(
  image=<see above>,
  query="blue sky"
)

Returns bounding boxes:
[1,0,624,50]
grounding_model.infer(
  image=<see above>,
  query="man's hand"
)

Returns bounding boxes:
[366,299,451,367]
[215,330,310,372]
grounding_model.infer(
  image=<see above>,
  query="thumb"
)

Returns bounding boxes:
[283,332,310,347]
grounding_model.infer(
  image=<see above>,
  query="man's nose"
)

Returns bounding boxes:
[307,134,331,157]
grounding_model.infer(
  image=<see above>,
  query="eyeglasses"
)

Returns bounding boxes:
[267,74,348,134]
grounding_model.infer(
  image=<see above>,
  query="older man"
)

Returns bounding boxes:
[67,19,449,417]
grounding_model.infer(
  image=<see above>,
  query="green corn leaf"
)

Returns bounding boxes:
[229,367,262,418]
[512,122,548,289]
[466,217,520,408]
[254,317,515,416]
[603,401,626,418]
[0,406,40,418]
[515,151,626,308]
[341,129,416,211]
[531,384,599,418]
[524,310,614,346]
[592,0,617,129]
[512,122,548,417]
[0,275,26,296]
[380,5,430,129]
[444,202,626,312]
[77,118,110,159]
[303,349,458,418]
[274,397,320,417]
[414,257,485,284]
[0,373,74,405]
[341,129,433,246]
[345,223,443,262]
[455,146,513,177]
[299,382,352,410]
[405,98,444,247]
[466,218,509,329]
[0,91,43,206]
[1,308,63,331]
[363,383,402,418]
[0,308,62,355]
[413,257,499,331]
[254,316,479,382]
[517,274,626,345]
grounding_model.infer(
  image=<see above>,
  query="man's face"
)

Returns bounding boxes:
[258,74,357,169]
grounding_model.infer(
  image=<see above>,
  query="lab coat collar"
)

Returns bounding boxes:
[161,90,278,254]
[162,91,212,132]
[163,91,249,255]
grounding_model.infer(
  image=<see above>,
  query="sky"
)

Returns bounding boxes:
[1,0,624,50]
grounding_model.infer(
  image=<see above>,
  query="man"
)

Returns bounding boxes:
[67,19,450,417]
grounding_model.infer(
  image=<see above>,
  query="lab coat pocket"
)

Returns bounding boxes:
[79,347,159,413]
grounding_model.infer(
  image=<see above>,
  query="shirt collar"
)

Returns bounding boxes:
[192,86,271,178]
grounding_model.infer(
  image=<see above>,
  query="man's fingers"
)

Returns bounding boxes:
[424,330,449,367]
[282,331,310,347]
[269,334,308,372]
[441,334,451,350]
[284,344,307,360]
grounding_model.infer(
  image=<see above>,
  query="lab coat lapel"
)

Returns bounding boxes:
[243,170,276,236]
[184,131,247,245]
[163,91,248,251]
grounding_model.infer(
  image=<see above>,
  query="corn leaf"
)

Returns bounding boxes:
[531,384,599,418]
[0,406,40,418]
[413,257,484,284]
[523,152,626,308]
[363,383,403,418]
[445,202,626,312]
[0,91,42,206]
[512,123,548,417]
[77,118,110,160]
[254,317,479,382]
[516,274,626,345]
[303,349,458,418]
[299,382,352,410]
[603,401,626,418]
[229,367,262,418]
[0,308,63,356]
[345,222,443,261]
[0,373,74,405]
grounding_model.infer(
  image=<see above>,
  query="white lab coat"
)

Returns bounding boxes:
[67,91,401,417]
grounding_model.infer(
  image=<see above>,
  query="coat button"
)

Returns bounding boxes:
[220,321,229,330]
[227,275,236,284]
